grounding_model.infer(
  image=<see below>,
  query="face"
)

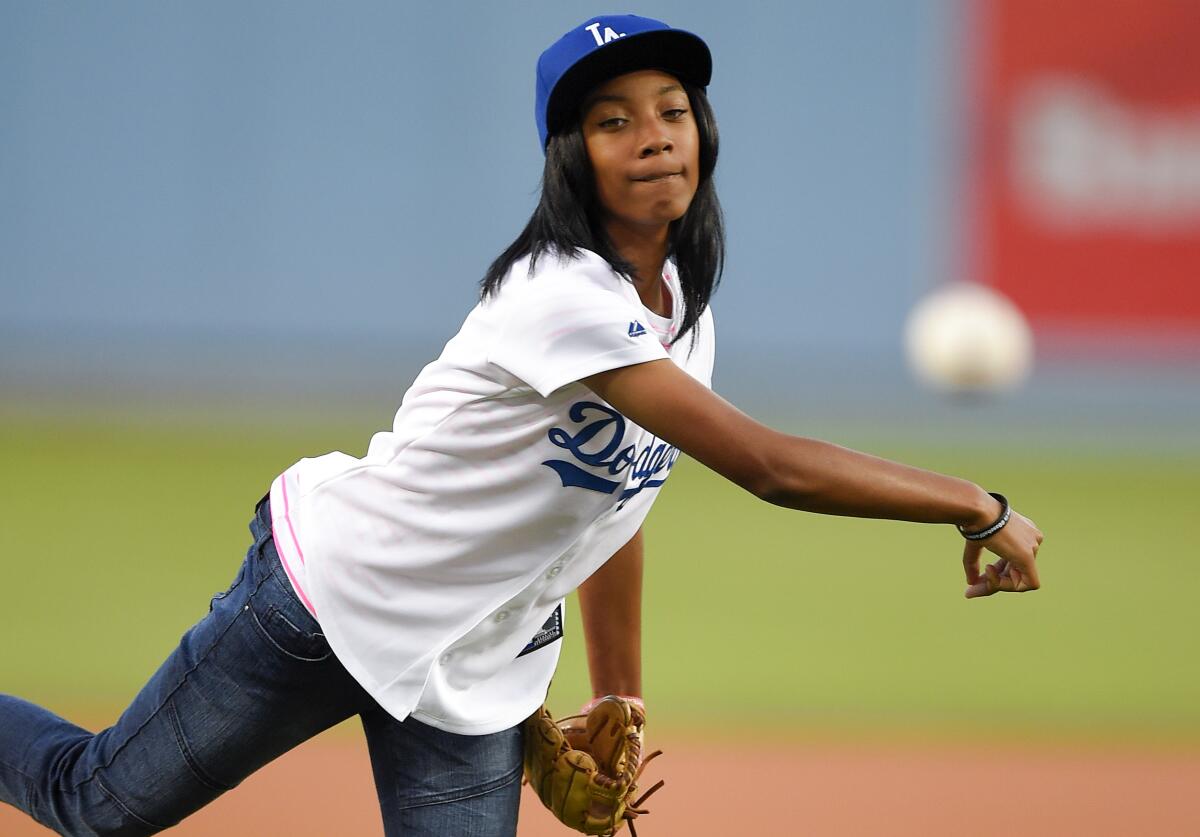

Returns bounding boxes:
[580,69,701,232]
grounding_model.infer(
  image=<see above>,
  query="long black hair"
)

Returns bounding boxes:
[480,82,724,346]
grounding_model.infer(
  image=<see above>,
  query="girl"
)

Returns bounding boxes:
[0,14,1042,837]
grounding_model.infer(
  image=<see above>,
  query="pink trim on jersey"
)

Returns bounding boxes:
[658,271,680,349]
[270,473,318,618]
[279,477,306,566]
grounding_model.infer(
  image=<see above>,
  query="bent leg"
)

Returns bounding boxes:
[0,510,369,836]
[0,696,123,831]
[363,710,523,837]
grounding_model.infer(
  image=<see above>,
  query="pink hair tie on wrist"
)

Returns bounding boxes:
[580,694,645,714]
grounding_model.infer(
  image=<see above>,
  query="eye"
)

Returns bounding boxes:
[598,116,628,129]
[663,108,689,120]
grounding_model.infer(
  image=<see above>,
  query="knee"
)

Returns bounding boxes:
[19,739,168,837]
[36,779,170,837]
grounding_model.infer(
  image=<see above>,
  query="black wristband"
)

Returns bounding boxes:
[958,492,1011,541]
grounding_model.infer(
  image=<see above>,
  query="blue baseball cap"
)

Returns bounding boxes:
[535,14,712,149]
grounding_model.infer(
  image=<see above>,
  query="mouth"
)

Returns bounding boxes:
[631,171,683,183]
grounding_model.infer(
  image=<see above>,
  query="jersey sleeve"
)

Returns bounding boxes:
[487,259,669,397]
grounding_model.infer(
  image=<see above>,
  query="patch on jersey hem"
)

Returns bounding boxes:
[517,604,563,658]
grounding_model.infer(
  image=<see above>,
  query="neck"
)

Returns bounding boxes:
[605,218,670,316]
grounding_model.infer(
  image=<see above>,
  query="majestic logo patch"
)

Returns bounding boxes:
[542,401,680,506]
[627,320,647,338]
[517,604,563,658]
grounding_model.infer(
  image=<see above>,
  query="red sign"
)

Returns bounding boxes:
[970,0,1200,338]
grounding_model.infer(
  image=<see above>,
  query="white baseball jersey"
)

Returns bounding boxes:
[269,248,715,734]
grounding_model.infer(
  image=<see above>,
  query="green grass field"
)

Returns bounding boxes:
[2,409,1197,746]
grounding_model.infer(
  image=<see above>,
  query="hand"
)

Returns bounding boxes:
[963,509,1044,599]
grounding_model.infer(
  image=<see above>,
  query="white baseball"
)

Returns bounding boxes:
[904,283,1035,394]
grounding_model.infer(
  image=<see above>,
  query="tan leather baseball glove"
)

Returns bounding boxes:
[523,695,664,836]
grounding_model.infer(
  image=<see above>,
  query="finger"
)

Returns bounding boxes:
[1019,557,1041,590]
[965,579,994,599]
[966,562,1002,599]
[1006,564,1023,589]
[985,563,1001,590]
[1010,571,1035,592]
[960,573,998,592]
[963,540,984,584]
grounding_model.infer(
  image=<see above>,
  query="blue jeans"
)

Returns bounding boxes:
[0,500,523,836]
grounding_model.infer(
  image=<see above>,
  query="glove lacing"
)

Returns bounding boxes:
[619,748,665,837]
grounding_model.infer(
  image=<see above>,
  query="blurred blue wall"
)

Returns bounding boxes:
[1,2,957,388]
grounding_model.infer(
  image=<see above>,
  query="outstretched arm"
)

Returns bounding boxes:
[583,360,1042,597]
[577,528,643,702]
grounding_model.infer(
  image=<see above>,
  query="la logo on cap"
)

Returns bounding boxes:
[584,21,626,46]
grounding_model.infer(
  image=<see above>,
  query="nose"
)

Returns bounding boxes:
[638,131,673,158]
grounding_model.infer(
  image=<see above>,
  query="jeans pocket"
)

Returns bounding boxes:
[249,601,333,663]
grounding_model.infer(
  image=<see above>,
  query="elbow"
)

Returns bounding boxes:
[750,471,808,507]
[753,480,788,506]
[741,460,780,502]
[739,434,827,510]
[739,444,809,507]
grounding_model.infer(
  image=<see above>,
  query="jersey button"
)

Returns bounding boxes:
[494,610,510,623]
[546,566,562,578]
[439,653,453,665]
